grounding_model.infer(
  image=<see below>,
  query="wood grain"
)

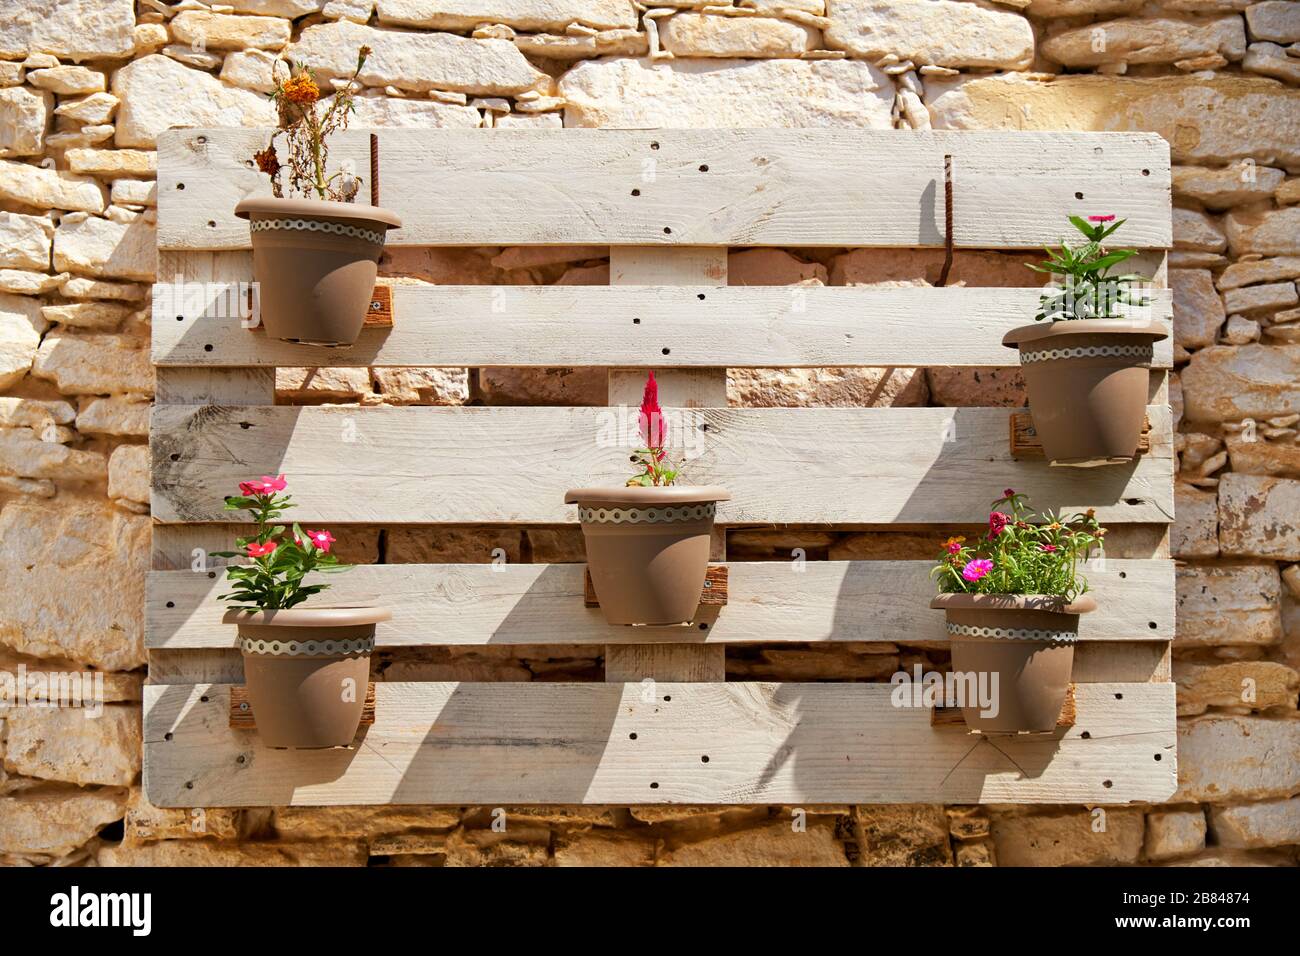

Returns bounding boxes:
[1012,412,1153,459]
[156,129,1173,250]
[152,283,1174,369]
[150,404,1175,525]
[229,683,376,730]
[142,680,1177,806]
[585,564,728,608]
[932,684,1076,730]
[145,559,1175,649]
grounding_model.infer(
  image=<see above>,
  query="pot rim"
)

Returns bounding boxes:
[234,195,402,229]
[929,592,1097,614]
[1002,318,1169,348]
[222,606,392,627]
[565,485,731,506]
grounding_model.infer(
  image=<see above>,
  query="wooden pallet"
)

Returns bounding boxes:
[144,129,1177,807]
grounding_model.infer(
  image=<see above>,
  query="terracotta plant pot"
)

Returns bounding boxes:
[565,486,730,626]
[1003,319,1168,466]
[234,196,401,346]
[930,592,1096,734]
[226,606,391,748]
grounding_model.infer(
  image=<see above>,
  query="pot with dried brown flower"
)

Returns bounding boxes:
[236,46,400,347]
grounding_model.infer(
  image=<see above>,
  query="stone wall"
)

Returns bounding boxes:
[1,0,1298,867]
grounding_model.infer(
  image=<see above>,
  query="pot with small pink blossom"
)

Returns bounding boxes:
[1003,215,1167,465]
[213,474,390,748]
[929,489,1105,733]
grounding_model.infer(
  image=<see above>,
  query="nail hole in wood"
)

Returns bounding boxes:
[164,732,173,741]
[1114,692,1124,700]
[1148,622,1157,629]
[204,344,213,352]
[629,732,637,740]
[207,220,216,228]
[701,755,709,763]
[698,622,708,631]
[1118,571,1127,579]
[633,317,640,324]
[661,347,670,355]
[697,293,706,300]
[165,601,175,608]
[236,754,246,764]
[699,164,708,172]
[631,188,640,196]
[185,781,194,789]
[1141,169,1150,176]
[649,781,659,789]
[1080,731,1091,739]
[176,183,185,190]
[650,141,659,150]
[175,315,183,322]
[169,453,180,461]
[1154,753,1162,761]
[1074,191,1083,200]
[200,695,209,703]
[663,695,671,702]
[239,421,252,429]
[208,571,216,579]
[1102,779,1113,789]
[663,226,672,234]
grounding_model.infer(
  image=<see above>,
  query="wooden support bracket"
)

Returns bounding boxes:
[584,564,728,609]
[248,285,393,333]
[229,682,377,730]
[1010,412,1150,461]
[931,684,1076,733]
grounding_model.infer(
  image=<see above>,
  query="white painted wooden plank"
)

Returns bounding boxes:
[156,129,1173,250]
[141,681,1177,806]
[152,284,1175,369]
[145,558,1174,649]
[606,245,729,681]
[150,404,1175,524]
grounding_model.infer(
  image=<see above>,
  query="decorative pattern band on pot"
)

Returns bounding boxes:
[1019,343,1153,365]
[239,636,375,657]
[945,621,1078,643]
[249,218,386,245]
[578,503,716,525]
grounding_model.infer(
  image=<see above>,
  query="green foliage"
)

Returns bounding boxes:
[215,483,350,611]
[1029,215,1150,321]
[931,490,1105,600]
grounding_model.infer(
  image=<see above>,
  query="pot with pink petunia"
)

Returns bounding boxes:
[212,474,388,748]
[929,490,1104,733]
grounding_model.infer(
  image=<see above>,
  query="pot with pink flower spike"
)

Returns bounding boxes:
[566,372,729,626]
[214,474,389,748]
[928,490,1105,733]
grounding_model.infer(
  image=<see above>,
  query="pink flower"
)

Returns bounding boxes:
[1003,488,1016,498]
[238,474,287,496]
[961,558,993,582]
[1040,544,1058,553]
[246,540,278,558]
[1087,215,1116,223]
[987,511,1011,539]
[305,529,335,553]
[637,370,668,452]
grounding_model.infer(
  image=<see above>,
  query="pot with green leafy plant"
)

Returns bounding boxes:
[930,490,1104,733]
[565,372,729,626]
[235,46,401,346]
[1004,215,1167,465]
[214,474,389,748]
